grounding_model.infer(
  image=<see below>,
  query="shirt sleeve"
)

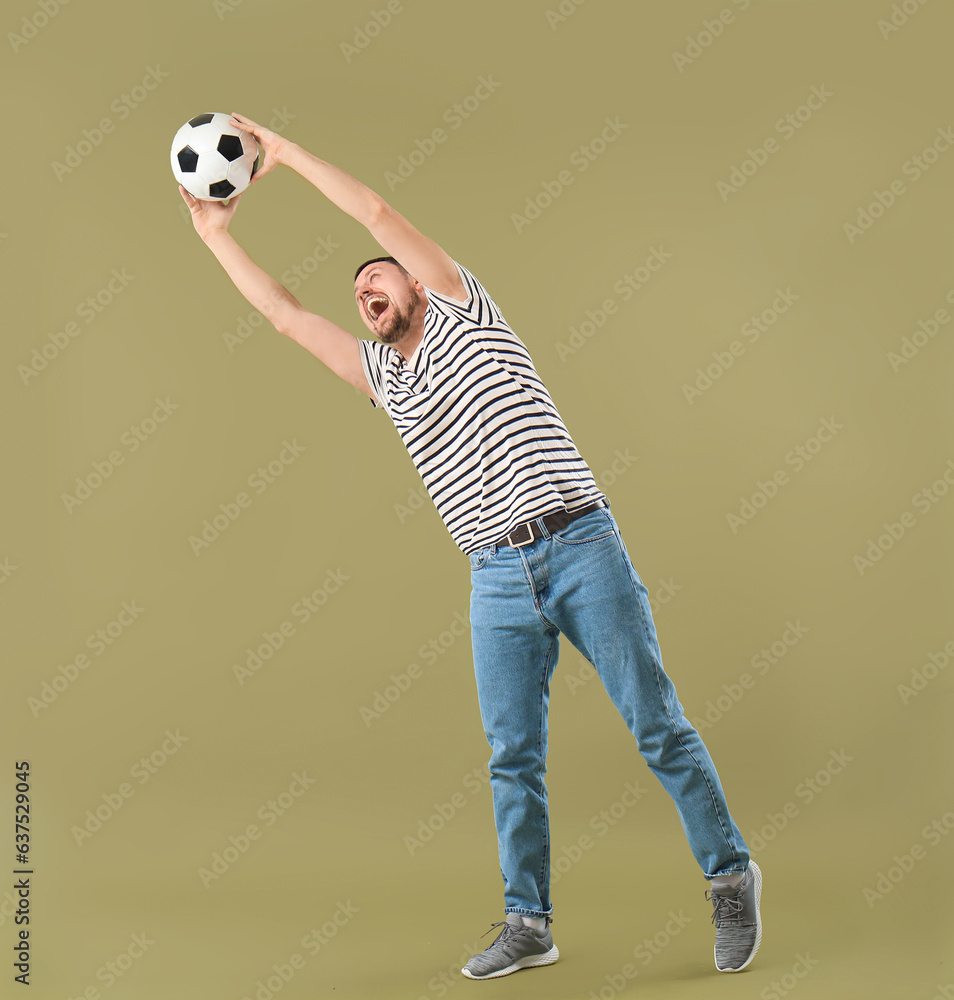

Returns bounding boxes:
[421,261,511,333]
[358,338,390,410]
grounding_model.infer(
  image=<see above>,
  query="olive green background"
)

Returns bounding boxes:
[3,0,953,997]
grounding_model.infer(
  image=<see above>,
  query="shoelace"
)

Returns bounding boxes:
[480,916,553,942]
[706,888,745,924]
[481,921,517,942]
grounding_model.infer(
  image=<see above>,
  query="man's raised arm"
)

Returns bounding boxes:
[230,112,468,302]
[178,185,374,399]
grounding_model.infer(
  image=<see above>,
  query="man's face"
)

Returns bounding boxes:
[354,262,423,344]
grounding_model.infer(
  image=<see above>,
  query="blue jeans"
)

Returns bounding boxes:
[468,503,750,918]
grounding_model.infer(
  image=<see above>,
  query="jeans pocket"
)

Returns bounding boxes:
[550,508,616,546]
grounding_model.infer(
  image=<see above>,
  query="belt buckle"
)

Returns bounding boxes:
[506,522,535,548]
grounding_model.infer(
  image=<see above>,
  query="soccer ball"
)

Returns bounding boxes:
[170,112,260,201]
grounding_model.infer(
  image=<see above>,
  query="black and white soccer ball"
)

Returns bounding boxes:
[170,112,260,201]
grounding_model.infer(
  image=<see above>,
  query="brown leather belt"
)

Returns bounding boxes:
[497,501,605,548]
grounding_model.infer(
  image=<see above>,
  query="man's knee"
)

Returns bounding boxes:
[637,722,697,766]
[488,739,546,773]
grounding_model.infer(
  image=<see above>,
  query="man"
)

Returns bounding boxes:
[179,112,762,981]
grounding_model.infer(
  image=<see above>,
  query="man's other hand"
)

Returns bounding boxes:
[179,184,243,242]
[229,112,289,184]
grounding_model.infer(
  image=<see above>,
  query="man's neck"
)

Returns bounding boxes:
[395,335,421,361]
[392,319,425,361]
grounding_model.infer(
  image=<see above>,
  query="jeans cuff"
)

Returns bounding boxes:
[706,865,749,879]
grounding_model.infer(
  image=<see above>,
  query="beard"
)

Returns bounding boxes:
[375,298,415,344]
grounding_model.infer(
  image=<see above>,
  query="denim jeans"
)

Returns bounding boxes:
[468,503,750,918]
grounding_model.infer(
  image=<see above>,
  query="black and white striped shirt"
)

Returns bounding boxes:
[358,261,605,554]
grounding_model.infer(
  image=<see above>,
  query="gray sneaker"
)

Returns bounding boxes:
[461,913,559,980]
[707,860,762,972]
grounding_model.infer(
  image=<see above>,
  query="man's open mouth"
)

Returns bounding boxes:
[366,295,390,321]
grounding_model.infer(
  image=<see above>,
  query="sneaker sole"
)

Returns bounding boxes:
[715,859,762,973]
[461,944,560,980]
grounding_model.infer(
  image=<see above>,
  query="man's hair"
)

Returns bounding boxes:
[353,255,409,281]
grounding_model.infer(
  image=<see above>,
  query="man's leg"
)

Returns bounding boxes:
[539,506,749,877]
[459,540,562,980]
[536,504,761,972]
[468,540,561,918]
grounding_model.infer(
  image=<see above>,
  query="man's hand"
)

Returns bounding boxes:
[179,185,242,242]
[229,112,289,184]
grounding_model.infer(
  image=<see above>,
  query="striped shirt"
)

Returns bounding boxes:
[358,261,606,554]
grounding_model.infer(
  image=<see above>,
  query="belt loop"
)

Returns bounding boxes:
[536,515,552,540]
